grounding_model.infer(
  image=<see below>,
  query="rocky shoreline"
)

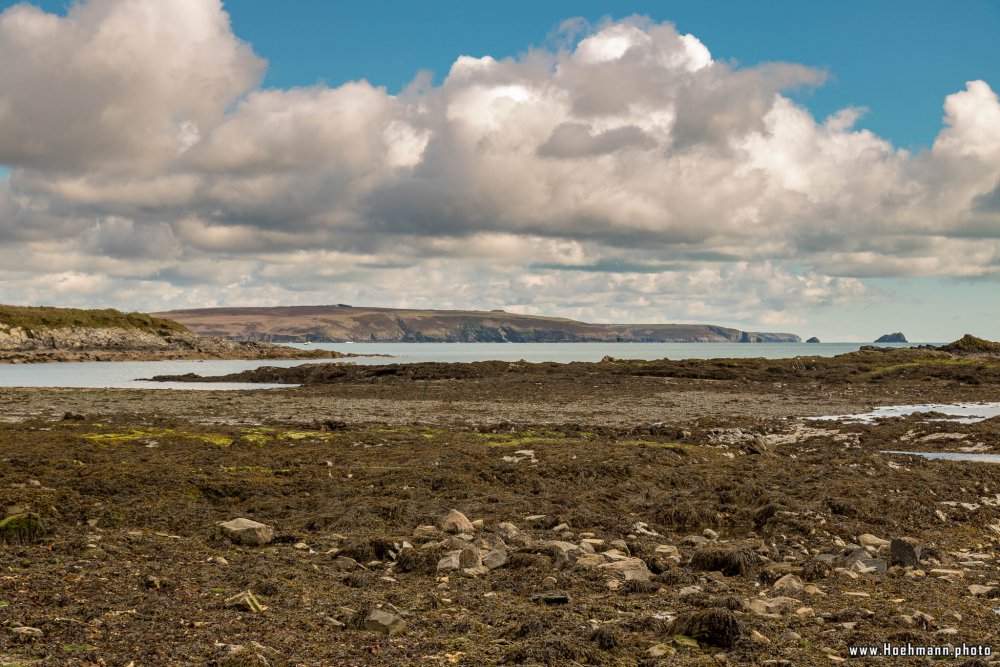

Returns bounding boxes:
[2,349,1000,665]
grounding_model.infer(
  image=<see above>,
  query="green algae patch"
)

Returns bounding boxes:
[196,434,234,447]
[282,432,316,440]
[61,644,97,654]
[0,513,45,544]
[479,432,580,448]
[83,428,232,447]
[84,428,168,444]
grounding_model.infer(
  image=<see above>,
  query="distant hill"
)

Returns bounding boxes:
[874,332,908,343]
[153,305,802,344]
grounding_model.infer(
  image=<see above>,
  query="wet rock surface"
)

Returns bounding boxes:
[2,353,1000,664]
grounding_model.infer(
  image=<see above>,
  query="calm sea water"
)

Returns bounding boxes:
[0,341,927,389]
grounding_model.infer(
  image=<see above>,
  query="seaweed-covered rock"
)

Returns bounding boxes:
[689,546,760,577]
[665,608,746,648]
[0,513,45,544]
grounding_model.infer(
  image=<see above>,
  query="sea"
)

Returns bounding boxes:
[0,341,928,390]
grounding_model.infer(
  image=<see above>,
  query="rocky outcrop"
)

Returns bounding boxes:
[806,337,821,343]
[0,323,356,364]
[874,332,908,343]
[937,334,1000,355]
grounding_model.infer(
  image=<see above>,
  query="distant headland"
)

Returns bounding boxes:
[153,305,802,344]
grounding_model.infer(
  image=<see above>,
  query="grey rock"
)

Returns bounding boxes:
[458,546,482,569]
[842,547,870,566]
[219,518,274,546]
[483,548,508,570]
[439,509,474,534]
[772,574,804,594]
[497,522,520,540]
[861,558,887,574]
[332,556,360,571]
[598,557,652,581]
[540,540,581,563]
[437,551,462,572]
[363,608,406,635]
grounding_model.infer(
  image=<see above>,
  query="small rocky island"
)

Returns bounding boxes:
[0,305,359,364]
[874,332,907,343]
[806,336,820,343]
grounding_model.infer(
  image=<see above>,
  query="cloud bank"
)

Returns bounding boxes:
[1,1,998,326]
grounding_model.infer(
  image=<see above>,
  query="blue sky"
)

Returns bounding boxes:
[0,0,998,341]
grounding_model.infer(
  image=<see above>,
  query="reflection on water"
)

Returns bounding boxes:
[881,450,1000,463]
[815,402,1000,424]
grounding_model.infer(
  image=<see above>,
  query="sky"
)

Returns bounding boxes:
[0,0,998,341]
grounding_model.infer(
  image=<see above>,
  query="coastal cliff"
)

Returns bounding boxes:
[154,305,802,344]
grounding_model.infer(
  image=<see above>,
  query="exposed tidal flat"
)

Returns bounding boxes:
[2,344,1000,664]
